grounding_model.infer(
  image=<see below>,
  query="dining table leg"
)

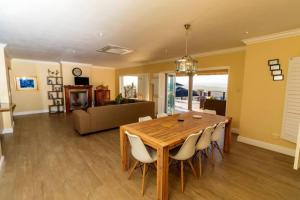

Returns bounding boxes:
[120,127,129,171]
[157,146,169,200]
[224,117,232,153]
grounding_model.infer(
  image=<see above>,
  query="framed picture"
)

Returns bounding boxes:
[271,69,282,76]
[49,105,58,113]
[48,91,57,99]
[270,64,280,71]
[16,76,38,91]
[56,77,63,84]
[54,85,62,92]
[273,75,284,81]
[268,59,279,66]
[47,77,56,85]
[54,99,63,106]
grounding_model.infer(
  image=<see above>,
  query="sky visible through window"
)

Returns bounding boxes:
[123,76,138,86]
[176,74,228,92]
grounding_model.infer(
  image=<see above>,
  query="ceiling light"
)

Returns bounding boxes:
[96,45,133,55]
[175,24,198,74]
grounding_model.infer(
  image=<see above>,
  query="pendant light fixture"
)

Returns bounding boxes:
[175,24,198,74]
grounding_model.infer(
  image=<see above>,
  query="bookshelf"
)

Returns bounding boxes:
[47,76,64,114]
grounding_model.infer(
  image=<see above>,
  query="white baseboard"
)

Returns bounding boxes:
[13,109,49,116]
[237,136,295,157]
[2,128,13,134]
[231,128,239,134]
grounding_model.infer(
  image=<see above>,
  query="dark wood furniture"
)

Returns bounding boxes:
[64,85,92,113]
[47,76,64,114]
[120,111,232,200]
[94,89,110,106]
[204,99,227,116]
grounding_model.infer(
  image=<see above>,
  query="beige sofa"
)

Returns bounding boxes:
[72,101,155,135]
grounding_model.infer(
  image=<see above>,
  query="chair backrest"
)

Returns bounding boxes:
[196,125,216,150]
[157,113,168,118]
[138,116,153,122]
[211,121,226,141]
[203,109,217,115]
[173,132,201,160]
[125,131,154,163]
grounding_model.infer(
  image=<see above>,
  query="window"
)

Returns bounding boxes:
[121,76,138,98]
[192,74,228,111]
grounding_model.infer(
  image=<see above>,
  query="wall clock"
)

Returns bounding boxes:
[72,67,82,77]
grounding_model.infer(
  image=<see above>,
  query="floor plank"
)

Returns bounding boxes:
[0,113,299,200]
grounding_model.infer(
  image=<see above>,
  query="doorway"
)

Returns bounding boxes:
[172,68,229,114]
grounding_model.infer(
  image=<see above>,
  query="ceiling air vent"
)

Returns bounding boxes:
[96,45,133,55]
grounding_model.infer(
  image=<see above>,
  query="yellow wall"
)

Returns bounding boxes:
[116,50,245,129]
[90,67,116,99]
[10,59,116,113]
[10,59,61,113]
[61,62,116,98]
[239,36,300,149]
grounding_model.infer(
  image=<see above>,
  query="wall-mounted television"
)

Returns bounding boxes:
[74,77,89,85]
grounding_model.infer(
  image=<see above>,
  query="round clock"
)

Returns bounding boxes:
[72,67,82,77]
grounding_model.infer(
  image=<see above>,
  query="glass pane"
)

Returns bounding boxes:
[192,74,228,112]
[166,74,175,114]
[175,76,189,112]
[122,76,138,98]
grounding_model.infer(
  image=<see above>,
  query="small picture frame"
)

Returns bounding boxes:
[268,59,279,66]
[16,76,38,91]
[57,77,63,85]
[55,99,63,106]
[54,85,62,91]
[270,64,280,71]
[273,75,284,81]
[47,77,56,85]
[271,69,282,76]
[49,105,58,113]
[48,91,57,99]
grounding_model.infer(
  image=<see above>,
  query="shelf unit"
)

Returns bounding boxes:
[47,76,64,114]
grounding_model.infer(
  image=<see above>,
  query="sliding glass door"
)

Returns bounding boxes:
[175,75,189,112]
[165,73,175,114]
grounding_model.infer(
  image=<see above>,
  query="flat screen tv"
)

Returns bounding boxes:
[74,77,89,85]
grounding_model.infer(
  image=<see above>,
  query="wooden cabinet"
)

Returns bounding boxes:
[94,89,110,106]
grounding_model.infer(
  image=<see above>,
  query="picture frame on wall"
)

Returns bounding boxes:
[268,59,279,66]
[15,76,38,91]
[271,69,282,76]
[270,64,280,71]
[273,75,284,81]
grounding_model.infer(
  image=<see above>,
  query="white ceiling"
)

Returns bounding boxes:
[0,0,300,68]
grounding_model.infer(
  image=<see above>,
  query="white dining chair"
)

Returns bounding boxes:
[196,125,216,176]
[169,132,201,192]
[211,121,227,162]
[138,116,153,122]
[157,113,168,118]
[203,109,217,115]
[125,131,157,195]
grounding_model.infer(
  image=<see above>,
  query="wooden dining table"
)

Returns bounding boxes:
[120,111,232,200]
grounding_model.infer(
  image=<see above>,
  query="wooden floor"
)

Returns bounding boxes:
[0,114,300,200]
